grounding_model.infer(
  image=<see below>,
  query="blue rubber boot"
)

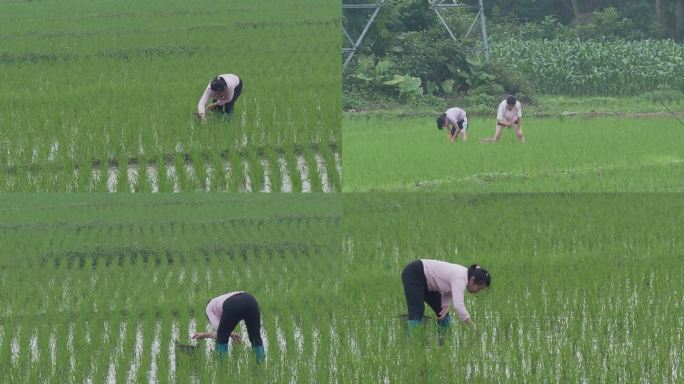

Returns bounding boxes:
[436,314,452,333]
[216,342,229,357]
[254,345,266,364]
[407,319,422,337]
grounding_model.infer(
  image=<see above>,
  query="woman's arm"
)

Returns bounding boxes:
[197,85,211,117]
[191,331,217,340]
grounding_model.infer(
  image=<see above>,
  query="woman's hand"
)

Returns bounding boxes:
[465,318,477,332]
[438,306,450,320]
[230,333,243,344]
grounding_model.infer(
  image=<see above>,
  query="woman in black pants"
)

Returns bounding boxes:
[401,259,490,335]
[192,291,265,363]
[196,73,244,121]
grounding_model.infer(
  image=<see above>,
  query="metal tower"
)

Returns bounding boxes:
[342,0,490,74]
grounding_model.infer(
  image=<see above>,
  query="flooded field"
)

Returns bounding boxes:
[339,194,684,382]
[2,195,682,383]
[0,0,341,193]
[0,194,342,383]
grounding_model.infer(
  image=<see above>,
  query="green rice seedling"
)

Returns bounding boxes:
[301,146,322,192]
[264,147,282,193]
[340,193,684,382]
[1,0,341,192]
[284,147,303,193]
[247,150,264,193]
[343,116,684,192]
[319,143,340,192]
[174,154,191,193]
[226,150,242,193]
[191,153,209,192]
[0,193,343,382]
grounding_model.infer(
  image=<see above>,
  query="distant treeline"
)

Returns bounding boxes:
[479,0,683,42]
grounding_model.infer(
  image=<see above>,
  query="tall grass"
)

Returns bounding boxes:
[491,39,684,95]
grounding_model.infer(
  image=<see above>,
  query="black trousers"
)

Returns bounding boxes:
[213,77,243,115]
[216,292,263,347]
[401,260,443,321]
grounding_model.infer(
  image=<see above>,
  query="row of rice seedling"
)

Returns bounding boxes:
[0,144,342,192]
[339,193,683,382]
[0,194,342,383]
[0,0,341,192]
[490,39,684,95]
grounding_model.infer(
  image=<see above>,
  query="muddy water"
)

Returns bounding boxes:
[183,160,200,192]
[107,320,126,384]
[8,142,342,192]
[296,155,311,192]
[125,322,144,384]
[278,155,293,192]
[107,166,118,192]
[145,165,160,193]
[127,165,138,193]
[11,316,336,383]
[241,160,252,192]
[260,158,272,193]
[204,163,215,192]
[147,320,162,383]
[334,151,342,180]
[164,164,181,193]
[314,153,331,192]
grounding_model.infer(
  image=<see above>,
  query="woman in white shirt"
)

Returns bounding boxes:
[197,74,243,121]
[436,107,468,143]
[481,95,525,143]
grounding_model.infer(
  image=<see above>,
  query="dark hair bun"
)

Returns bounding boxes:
[210,77,227,91]
[468,264,491,286]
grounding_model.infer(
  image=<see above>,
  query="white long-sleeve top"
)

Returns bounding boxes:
[496,99,522,123]
[445,107,467,125]
[205,291,244,329]
[421,259,470,321]
[197,74,240,115]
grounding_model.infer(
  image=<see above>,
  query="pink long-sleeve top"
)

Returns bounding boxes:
[197,74,240,115]
[205,291,243,329]
[421,259,470,321]
[445,107,467,125]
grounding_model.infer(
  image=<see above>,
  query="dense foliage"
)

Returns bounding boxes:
[343,0,684,107]
[491,39,684,95]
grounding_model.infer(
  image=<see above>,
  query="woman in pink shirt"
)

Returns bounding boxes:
[192,291,265,363]
[436,107,469,143]
[196,74,243,121]
[401,259,490,334]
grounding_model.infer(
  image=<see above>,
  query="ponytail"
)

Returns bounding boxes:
[468,264,491,287]
[436,113,446,130]
[210,77,227,92]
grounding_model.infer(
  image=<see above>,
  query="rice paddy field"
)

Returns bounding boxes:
[343,115,684,192]
[0,194,343,383]
[0,0,341,192]
[341,193,684,383]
